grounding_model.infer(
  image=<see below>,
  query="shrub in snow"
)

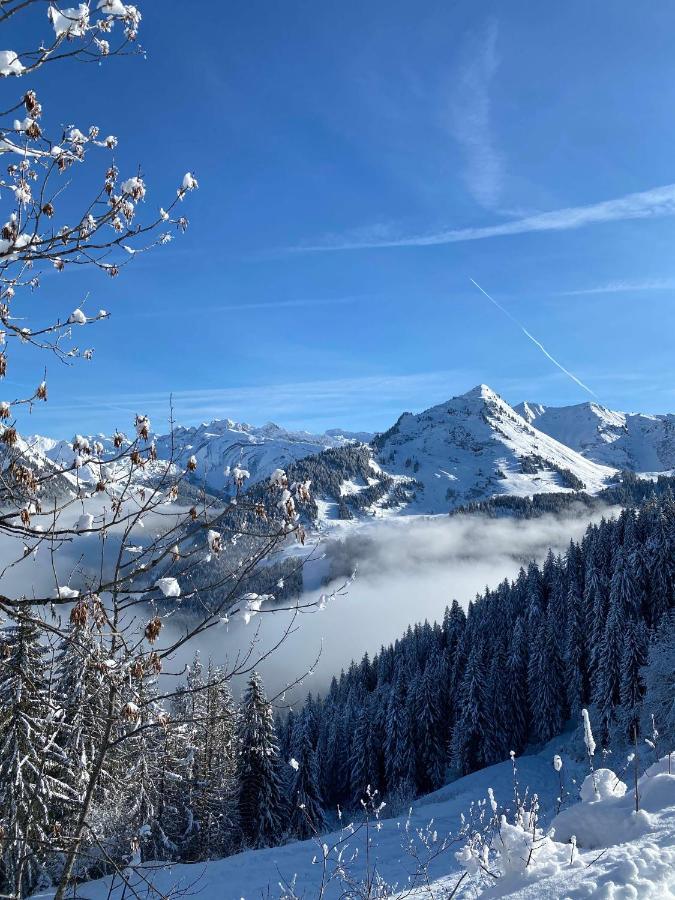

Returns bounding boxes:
[638,772,675,813]
[580,769,627,804]
[459,752,675,896]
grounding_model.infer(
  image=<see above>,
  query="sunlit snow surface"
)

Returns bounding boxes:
[33,750,675,899]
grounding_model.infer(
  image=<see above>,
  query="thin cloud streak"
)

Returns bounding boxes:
[129,295,365,319]
[449,19,503,209]
[558,278,675,296]
[295,182,675,252]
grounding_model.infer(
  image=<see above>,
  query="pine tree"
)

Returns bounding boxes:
[288,712,326,838]
[451,640,488,774]
[119,680,168,863]
[646,506,674,626]
[564,582,589,714]
[619,620,649,741]
[55,622,114,813]
[237,673,285,848]
[484,646,509,765]
[529,609,566,744]
[350,699,380,806]
[504,618,529,754]
[414,658,447,792]
[595,578,625,737]
[193,665,239,858]
[641,611,675,744]
[384,671,416,797]
[0,615,77,897]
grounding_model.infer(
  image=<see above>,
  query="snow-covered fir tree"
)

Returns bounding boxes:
[237,672,286,848]
[0,614,76,897]
[288,711,326,838]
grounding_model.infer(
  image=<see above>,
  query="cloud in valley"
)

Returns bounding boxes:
[186,507,619,701]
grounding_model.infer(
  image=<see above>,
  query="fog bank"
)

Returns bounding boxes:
[187,507,619,701]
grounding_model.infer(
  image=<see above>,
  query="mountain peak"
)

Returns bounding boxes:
[462,383,500,402]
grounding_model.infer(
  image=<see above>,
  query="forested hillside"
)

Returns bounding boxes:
[281,491,675,823]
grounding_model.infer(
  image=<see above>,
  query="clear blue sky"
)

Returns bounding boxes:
[10,0,675,437]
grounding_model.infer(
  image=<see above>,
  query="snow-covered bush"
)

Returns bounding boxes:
[457,750,675,897]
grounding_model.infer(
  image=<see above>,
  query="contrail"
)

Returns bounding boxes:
[469,278,597,399]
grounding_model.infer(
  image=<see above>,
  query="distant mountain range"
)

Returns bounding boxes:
[25,385,675,523]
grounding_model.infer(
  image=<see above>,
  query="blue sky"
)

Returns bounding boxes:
[9,0,675,436]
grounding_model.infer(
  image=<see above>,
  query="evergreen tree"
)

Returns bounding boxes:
[504,618,529,754]
[529,609,566,743]
[0,615,76,897]
[486,644,512,765]
[414,657,447,792]
[451,641,488,774]
[350,699,380,806]
[564,582,589,714]
[595,574,626,737]
[288,712,326,838]
[646,507,674,625]
[641,611,675,744]
[384,671,416,797]
[237,673,285,848]
[619,620,649,741]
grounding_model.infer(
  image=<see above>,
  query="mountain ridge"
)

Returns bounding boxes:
[515,398,675,471]
[24,384,675,521]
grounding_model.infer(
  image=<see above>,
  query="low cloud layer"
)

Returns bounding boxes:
[192,507,619,701]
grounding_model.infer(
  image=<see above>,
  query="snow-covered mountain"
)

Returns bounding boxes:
[28,385,675,520]
[153,419,368,492]
[29,421,371,494]
[515,400,675,471]
[370,384,616,515]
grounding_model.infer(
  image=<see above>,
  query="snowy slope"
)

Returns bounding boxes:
[371,385,616,515]
[33,753,563,899]
[36,750,675,899]
[515,400,675,472]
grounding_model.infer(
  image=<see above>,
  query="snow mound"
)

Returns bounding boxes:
[436,753,675,899]
[579,768,627,803]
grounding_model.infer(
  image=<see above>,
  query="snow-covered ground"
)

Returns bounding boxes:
[35,749,675,899]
